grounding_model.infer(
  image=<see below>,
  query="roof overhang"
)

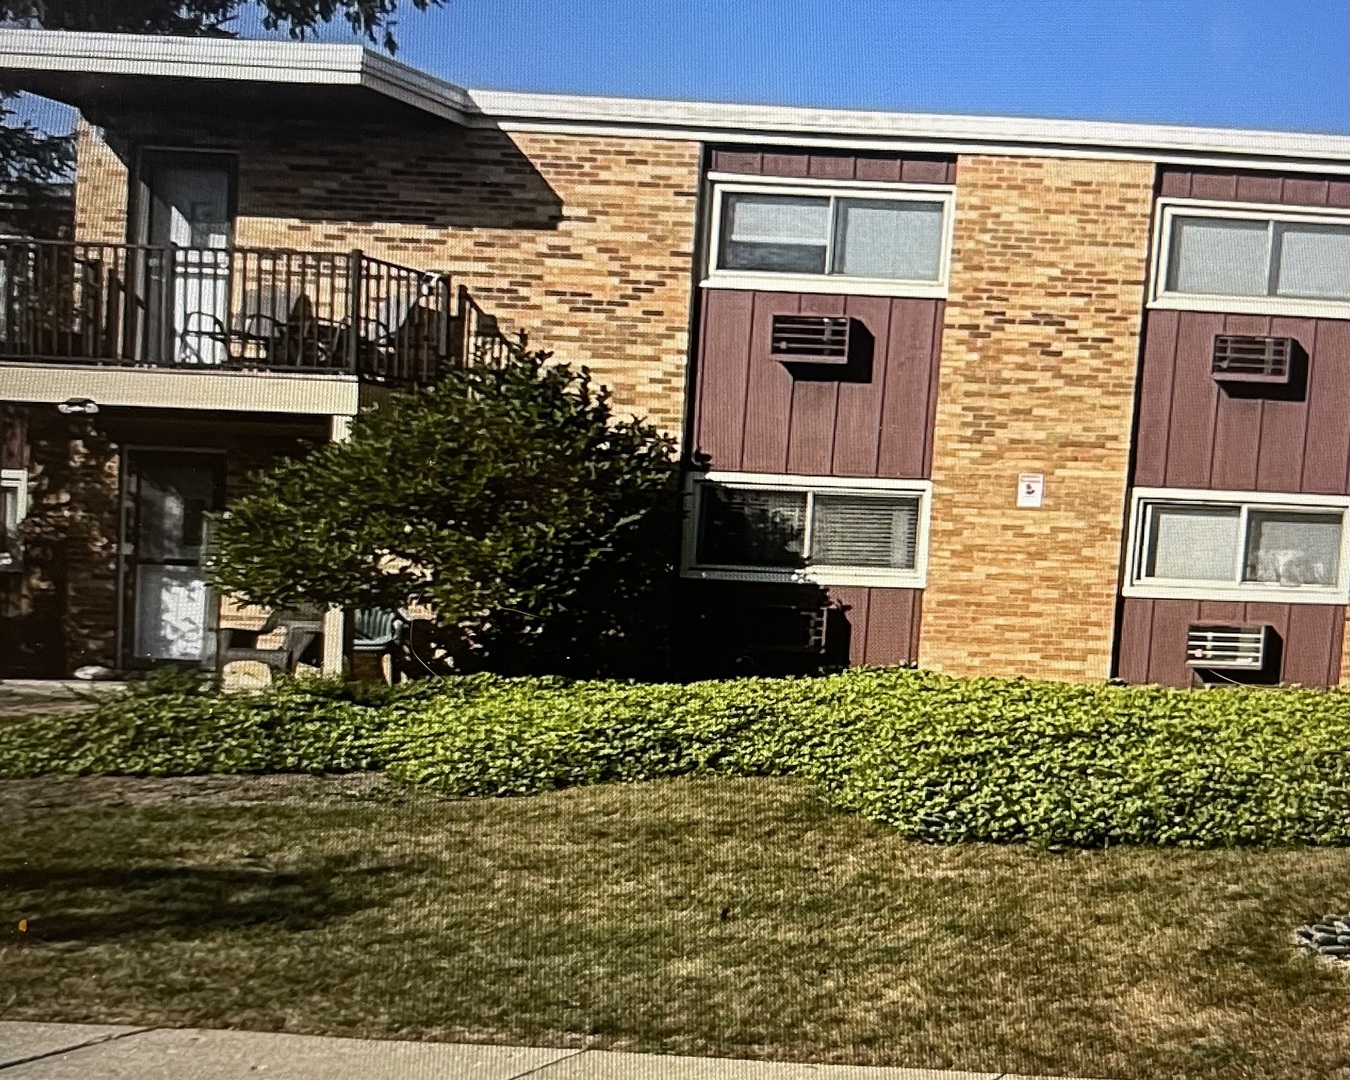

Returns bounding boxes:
[2,30,1349,172]
[469,89,1350,172]
[0,29,473,126]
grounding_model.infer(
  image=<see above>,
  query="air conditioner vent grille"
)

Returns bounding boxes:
[744,603,828,653]
[770,315,851,362]
[1212,335,1294,384]
[1186,623,1270,669]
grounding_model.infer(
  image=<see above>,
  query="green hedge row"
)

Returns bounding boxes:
[2,669,1346,848]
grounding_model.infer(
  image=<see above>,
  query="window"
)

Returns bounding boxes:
[1125,488,1350,603]
[706,181,954,296]
[0,468,28,572]
[1152,201,1350,317]
[684,473,931,587]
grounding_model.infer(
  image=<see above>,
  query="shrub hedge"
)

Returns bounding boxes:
[1,669,1345,848]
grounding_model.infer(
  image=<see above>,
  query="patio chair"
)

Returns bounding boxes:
[216,606,325,675]
[351,607,409,683]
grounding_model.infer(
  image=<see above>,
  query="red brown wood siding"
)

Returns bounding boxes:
[1118,170,1350,686]
[828,585,923,666]
[1117,599,1345,688]
[1133,312,1350,495]
[710,147,958,185]
[1158,167,1350,208]
[680,580,922,669]
[689,288,944,668]
[693,291,945,479]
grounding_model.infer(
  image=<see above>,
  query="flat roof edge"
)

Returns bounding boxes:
[0,29,470,122]
[464,89,1350,169]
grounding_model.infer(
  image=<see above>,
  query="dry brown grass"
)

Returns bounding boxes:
[2,774,1345,1080]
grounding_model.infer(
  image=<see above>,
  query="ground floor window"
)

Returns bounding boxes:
[682,471,931,588]
[1123,487,1350,604]
[0,468,27,571]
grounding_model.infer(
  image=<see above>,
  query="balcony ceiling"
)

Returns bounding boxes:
[0,30,472,128]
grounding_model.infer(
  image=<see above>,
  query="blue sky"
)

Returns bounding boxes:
[16,0,1350,134]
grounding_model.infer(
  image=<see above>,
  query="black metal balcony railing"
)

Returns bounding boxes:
[0,239,512,384]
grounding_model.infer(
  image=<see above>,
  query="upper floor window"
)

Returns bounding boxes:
[1151,200,1350,319]
[1123,487,1350,605]
[704,181,955,298]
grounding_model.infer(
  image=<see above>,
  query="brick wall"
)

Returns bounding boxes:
[73,121,129,245]
[72,119,702,435]
[919,156,1156,682]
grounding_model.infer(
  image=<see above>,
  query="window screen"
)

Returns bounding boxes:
[1163,212,1350,303]
[1274,224,1350,301]
[1166,216,1270,297]
[720,194,830,274]
[832,199,944,281]
[1243,511,1343,586]
[810,494,919,568]
[694,482,925,576]
[716,190,948,282]
[1144,505,1241,581]
[696,486,806,567]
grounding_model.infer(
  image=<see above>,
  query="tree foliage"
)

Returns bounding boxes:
[208,346,681,677]
[0,0,438,52]
[0,93,74,237]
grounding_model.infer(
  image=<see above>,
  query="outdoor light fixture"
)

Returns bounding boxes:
[57,398,99,415]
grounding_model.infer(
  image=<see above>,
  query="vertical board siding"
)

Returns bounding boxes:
[690,243,946,667]
[694,290,946,479]
[822,585,924,666]
[710,148,958,185]
[1116,599,1345,687]
[690,286,943,668]
[1158,167,1350,208]
[1122,192,1350,687]
[1132,311,1350,496]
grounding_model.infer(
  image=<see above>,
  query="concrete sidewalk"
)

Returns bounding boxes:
[0,1023,1105,1080]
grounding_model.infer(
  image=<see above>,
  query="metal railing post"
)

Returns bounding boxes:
[346,249,363,375]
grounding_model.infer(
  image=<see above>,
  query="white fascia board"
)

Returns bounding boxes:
[0,29,472,123]
[464,89,1350,172]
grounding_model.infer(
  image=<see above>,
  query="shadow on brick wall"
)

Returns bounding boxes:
[98,107,566,231]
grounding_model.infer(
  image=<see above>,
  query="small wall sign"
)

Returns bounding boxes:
[1017,473,1044,508]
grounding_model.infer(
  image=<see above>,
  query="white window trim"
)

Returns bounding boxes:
[1,468,28,521]
[701,179,957,299]
[1122,487,1350,605]
[1148,198,1350,320]
[681,471,933,588]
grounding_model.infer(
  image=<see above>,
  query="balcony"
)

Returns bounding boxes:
[0,239,511,387]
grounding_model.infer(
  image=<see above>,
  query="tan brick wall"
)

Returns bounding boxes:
[73,120,129,245]
[919,156,1156,683]
[72,121,701,435]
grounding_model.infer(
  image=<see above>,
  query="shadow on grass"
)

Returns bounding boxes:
[7,858,402,943]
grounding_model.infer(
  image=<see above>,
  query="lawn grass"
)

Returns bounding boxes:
[2,774,1345,1080]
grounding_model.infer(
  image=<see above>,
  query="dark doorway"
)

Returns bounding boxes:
[120,449,225,668]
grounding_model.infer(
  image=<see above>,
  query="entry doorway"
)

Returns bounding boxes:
[134,152,236,365]
[120,449,225,667]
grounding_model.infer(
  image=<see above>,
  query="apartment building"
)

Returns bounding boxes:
[0,30,1346,687]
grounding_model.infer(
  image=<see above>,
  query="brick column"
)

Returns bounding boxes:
[919,156,1156,682]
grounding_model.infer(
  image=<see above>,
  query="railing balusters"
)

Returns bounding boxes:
[0,238,508,384]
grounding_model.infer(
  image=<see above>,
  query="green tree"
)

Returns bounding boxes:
[208,346,681,678]
[0,96,72,237]
[0,0,437,51]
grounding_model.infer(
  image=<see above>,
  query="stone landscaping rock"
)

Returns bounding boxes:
[1296,913,1350,965]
